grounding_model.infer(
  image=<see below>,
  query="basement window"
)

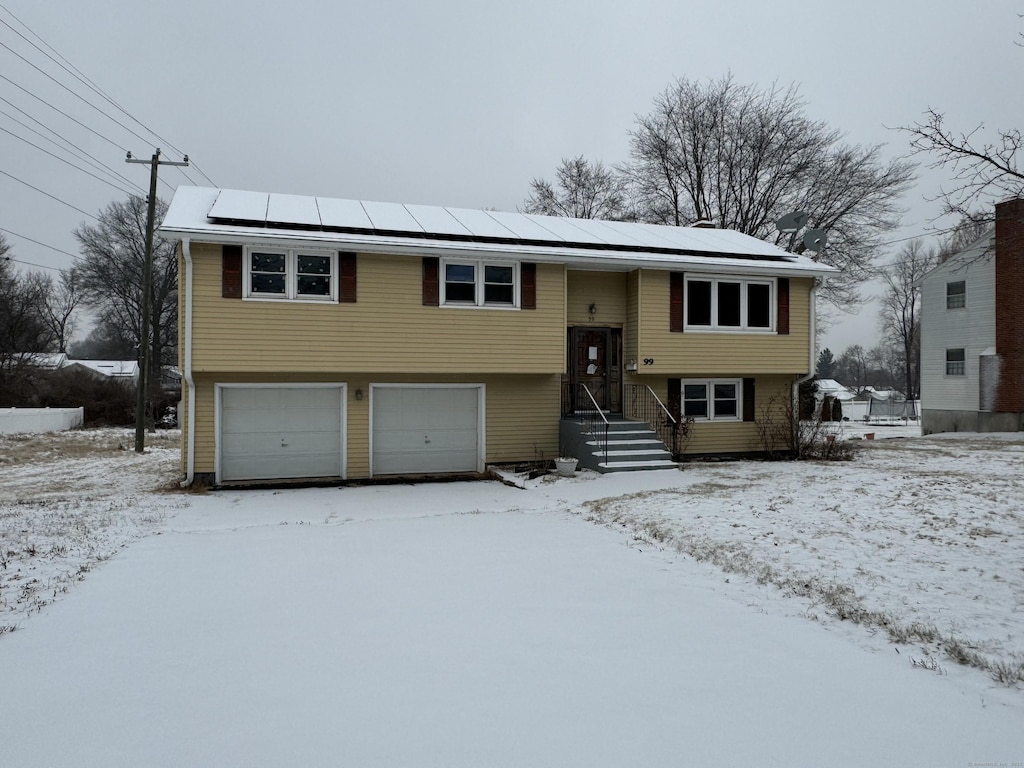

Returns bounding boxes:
[681,379,741,421]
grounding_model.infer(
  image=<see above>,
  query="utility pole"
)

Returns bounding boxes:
[126,148,188,454]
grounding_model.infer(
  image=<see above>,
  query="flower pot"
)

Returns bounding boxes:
[554,457,578,477]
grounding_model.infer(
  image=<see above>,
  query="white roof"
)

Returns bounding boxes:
[68,360,139,377]
[160,187,836,277]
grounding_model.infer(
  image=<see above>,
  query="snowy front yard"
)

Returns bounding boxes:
[0,428,1021,766]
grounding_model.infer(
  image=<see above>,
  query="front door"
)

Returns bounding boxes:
[569,327,621,413]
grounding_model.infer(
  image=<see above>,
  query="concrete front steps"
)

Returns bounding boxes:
[559,417,679,473]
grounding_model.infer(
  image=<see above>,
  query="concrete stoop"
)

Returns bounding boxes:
[559,417,679,473]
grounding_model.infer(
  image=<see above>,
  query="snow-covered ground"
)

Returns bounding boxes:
[0,428,1021,766]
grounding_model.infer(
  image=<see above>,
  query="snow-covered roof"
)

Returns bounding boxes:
[815,378,856,400]
[66,360,139,378]
[18,352,68,369]
[160,187,837,278]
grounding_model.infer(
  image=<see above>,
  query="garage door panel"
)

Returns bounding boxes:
[372,386,482,476]
[220,386,344,482]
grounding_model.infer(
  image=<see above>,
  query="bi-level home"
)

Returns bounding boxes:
[159,187,833,485]
[919,197,1024,434]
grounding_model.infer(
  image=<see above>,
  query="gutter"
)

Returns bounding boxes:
[180,237,196,487]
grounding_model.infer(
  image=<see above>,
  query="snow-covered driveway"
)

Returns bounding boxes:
[0,429,1021,766]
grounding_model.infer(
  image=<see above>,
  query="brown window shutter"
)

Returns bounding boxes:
[339,252,357,303]
[670,272,684,332]
[667,378,681,420]
[222,245,242,299]
[777,278,790,335]
[422,257,439,306]
[521,263,537,309]
[743,378,756,421]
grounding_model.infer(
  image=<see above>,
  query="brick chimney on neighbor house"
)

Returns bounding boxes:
[994,197,1024,414]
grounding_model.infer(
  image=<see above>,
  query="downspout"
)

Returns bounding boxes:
[179,237,196,487]
[791,279,818,452]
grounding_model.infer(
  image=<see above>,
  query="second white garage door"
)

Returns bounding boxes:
[371,385,483,476]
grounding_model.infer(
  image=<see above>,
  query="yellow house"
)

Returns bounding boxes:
[159,187,834,485]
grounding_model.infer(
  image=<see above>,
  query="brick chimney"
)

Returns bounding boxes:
[994,197,1024,413]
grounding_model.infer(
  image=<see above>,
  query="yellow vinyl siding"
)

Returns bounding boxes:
[188,373,560,480]
[189,244,565,374]
[631,373,795,454]
[566,271,628,325]
[634,270,812,375]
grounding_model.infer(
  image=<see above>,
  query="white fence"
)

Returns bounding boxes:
[0,407,84,435]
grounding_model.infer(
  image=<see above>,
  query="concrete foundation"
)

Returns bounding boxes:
[922,409,1024,435]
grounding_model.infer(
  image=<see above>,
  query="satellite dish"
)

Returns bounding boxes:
[803,229,827,251]
[775,211,809,234]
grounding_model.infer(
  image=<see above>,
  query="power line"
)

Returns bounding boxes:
[3,254,62,271]
[0,4,214,186]
[0,123,138,195]
[0,167,97,220]
[0,224,80,260]
[0,94,144,192]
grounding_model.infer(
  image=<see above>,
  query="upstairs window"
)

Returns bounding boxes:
[685,277,774,331]
[945,348,966,376]
[246,248,337,301]
[442,259,518,307]
[946,280,966,309]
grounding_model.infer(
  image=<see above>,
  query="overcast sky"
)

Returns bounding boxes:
[2,0,1021,352]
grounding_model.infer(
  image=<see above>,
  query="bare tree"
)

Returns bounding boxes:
[834,344,871,395]
[622,75,915,309]
[523,156,629,220]
[936,213,994,263]
[74,195,178,386]
[877,240,936,400]
[0,241,58,402]
[40,267,85,353]
[901,108,1023,221]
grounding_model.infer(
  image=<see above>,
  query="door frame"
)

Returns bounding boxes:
[567,326,622,414]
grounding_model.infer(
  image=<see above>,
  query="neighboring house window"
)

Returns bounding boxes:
[441,259,518,307]
[685,277,773,331]
[945,348,966,376]
[245,248,337,301]
[946,280,966,309]
[681,379,742,420]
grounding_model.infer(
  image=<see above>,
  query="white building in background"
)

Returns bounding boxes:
[918,197,1024,434]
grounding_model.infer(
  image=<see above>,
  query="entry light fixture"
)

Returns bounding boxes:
[588,303,597,315]
[355,388,363,401]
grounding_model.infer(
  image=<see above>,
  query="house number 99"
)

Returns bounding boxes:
[643,358,655,365]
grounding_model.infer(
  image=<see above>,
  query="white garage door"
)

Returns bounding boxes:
[219,385,344,482]
[372,385,482,475]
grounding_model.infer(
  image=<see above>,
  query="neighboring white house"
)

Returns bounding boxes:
[919,197,1024,434]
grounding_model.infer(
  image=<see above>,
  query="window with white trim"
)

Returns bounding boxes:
[685,276,773,330]
[245,248,337,301]
[946,280,966,309]
[681,378,742,421]
[441,259,518,307]
[945,348,965,376]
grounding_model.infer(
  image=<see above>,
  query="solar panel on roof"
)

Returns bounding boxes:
[404,204,472,236]
[360,201,424,232]
[316,197,374,229]
[208,189,269,222]
[267,193,320,226]
[444,208,520,239]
